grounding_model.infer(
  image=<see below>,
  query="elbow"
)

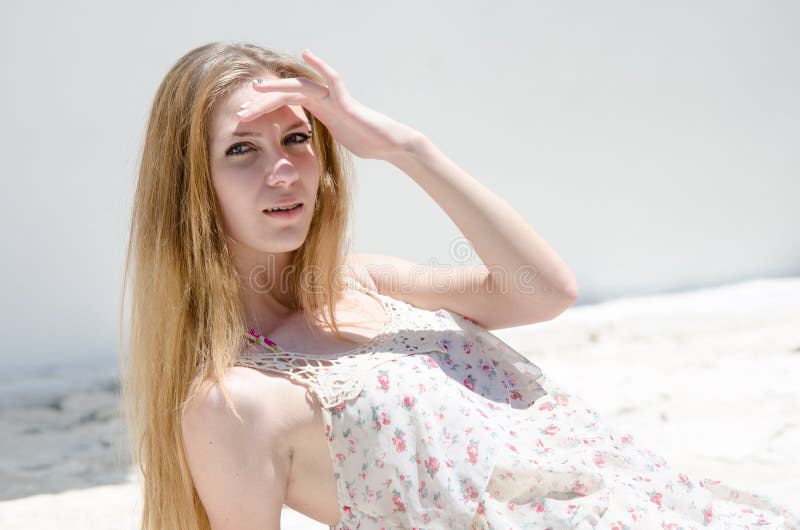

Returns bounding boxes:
[563,282,579,303]
[549,283,579,319]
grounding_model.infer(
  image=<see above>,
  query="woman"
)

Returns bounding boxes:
[121,42,798,529]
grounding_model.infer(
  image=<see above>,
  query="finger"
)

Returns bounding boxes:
[236,92,308,122]
[251,76,329,100]
[301,49,346,96]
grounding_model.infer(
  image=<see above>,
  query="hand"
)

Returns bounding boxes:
[238,49,423,162]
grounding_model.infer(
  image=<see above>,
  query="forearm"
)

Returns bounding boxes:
[385,134,579,305]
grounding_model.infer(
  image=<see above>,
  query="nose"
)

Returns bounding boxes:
[265,158,300,187]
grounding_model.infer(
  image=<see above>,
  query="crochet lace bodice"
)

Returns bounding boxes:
[235,278,464,408]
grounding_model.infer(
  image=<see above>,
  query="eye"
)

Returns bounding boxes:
[285,131,313,146]
[225,143,254,157]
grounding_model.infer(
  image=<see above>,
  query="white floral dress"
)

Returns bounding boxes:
[235,279,799,529]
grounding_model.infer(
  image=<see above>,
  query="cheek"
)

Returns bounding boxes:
[211,171,254,226]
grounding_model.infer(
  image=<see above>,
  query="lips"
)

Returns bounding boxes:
[263,202,302,212]
[267,197,302,209]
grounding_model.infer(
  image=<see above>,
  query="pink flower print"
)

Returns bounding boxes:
[392,429,406,453]
[476,501,485,515]
[679,473,690,487]
[391,491,406,513]
[347,437,357,453]
[539,401,554,411]
[441,338,451,350]
[567,504,577,515]
[402,395,416,409]
[381,411,391,425]
[424,456,440,477]
[573,480,588,495]
[610,522,624,530]
[464,374,476,391]
[509,389,522,401]
[425,357,438,369]
[335,453,346,462]
[532,501,544,513]
[377,373,391,391]
[650,492,662,508]
[594,454,605,467]
[557,394,570,407]
[343,505,352,516]
[418,383,426,392]
[544,424,560,436]
[333,401,346,414]
[482,363,490,373]
[661,523,679,530]
[464,484,479,502]
[466,442,479,464]
[464,339,473,354]
[422,513,431,523]
[621,433,634,444]
[507,501,517,511]
[704,506,714,524]
[506,442,518,453]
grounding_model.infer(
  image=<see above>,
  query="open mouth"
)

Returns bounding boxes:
[263,203,303,218]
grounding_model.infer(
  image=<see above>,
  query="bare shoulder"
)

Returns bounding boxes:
[183,366,304,451]
[181,366,299,529]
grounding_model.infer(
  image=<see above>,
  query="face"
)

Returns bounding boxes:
[208,73,319,261]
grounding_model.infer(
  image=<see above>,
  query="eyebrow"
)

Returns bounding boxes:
[230,120,311,138]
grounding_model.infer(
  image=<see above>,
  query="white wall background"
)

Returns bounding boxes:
[0,0,797,373]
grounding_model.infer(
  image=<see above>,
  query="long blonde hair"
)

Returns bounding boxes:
[119,41,357,530]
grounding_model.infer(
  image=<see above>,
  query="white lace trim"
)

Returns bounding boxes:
[235,279,451,408]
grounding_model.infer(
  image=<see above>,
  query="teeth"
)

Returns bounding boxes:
[266,203,300,212]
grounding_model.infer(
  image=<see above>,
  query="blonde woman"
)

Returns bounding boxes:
[120,42,798,529]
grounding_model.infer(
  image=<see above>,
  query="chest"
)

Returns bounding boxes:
[266,288,388,356]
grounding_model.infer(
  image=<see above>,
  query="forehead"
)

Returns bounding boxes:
[209,74,307,143]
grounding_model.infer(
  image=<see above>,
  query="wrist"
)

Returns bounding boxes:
[384,130,433,170]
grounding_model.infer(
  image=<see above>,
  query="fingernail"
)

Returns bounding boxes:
[239,101,250,109]
[237,108,249,116]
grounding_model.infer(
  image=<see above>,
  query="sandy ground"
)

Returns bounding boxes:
[1,276,798,528]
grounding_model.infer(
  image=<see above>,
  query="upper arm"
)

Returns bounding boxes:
[181,368,290,530]
[346,252,577,330]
